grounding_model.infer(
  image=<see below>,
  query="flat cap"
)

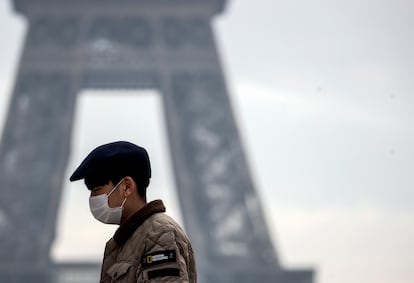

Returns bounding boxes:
[69,141,151,182]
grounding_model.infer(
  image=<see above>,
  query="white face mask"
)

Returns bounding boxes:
[89,179,127,225]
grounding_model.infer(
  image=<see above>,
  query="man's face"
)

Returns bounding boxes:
[90,180,125,208]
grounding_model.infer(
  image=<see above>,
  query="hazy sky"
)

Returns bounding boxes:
[1,1,414,283]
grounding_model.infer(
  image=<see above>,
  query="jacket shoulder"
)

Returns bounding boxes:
[144,213,188,240]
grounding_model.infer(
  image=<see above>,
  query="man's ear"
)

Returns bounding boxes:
[123,176,136,197]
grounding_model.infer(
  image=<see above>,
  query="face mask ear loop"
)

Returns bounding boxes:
[120,197,127,208]
[108,178,124,197]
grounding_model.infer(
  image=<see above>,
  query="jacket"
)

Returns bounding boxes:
[100,200,197,282]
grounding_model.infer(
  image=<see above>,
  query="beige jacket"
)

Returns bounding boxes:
[100,200,197,283]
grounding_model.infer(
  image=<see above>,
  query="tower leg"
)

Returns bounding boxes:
[157,19,312,281]
[0,29,78,279]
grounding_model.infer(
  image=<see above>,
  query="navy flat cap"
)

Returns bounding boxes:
[69,141,151,182]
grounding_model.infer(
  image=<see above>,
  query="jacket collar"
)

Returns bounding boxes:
[113,199,166,246]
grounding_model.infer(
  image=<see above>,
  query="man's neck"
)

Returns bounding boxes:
[120,200,146,225]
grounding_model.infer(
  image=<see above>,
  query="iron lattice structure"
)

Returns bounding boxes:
[0,1,313,282]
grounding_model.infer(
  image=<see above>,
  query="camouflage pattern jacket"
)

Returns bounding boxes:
[100,200,197,283]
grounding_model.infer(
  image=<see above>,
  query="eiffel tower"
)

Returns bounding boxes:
[0,0,313,282]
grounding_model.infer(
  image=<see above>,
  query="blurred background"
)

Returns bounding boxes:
[1,1,413,283]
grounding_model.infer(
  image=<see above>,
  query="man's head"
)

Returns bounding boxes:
[70,141,151,201]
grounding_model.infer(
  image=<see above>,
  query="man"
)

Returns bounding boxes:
[69,141,197,282]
